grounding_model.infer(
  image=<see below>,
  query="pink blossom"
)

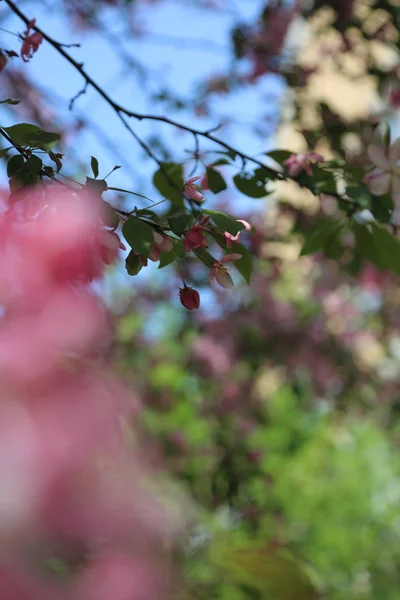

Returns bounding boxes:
[152,230,173,253]
[209,253,242,289]
[148,230,173,262]
[184,176,205,202]
[224,219,251,248]
[183,224,208,252]
[363,140,400,196]
[284,152,324,177]
[21,32,43,63]
[0,184,183,598]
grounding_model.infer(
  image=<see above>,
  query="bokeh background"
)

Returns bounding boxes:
[1,1,400,598]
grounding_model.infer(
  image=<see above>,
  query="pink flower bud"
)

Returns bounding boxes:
[184,176,205,202]
[209,253,241,289]
[183,224,208,252]
[179,286,200,310]
[215,267,234,289]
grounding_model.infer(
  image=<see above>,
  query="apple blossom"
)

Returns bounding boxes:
[363,139,400,197]
[284,152,324,177]
[183,176,205,202]
[183,224,208,252]
[209,253,242,289]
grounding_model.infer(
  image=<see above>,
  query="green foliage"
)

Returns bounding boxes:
[300,219,343,257]
[203,209,246,235]
[2,123,60,151]
[353,222,400,275]
[206,167,227,194]
[122,216,154,257]
[233,169,271,198]
[153,162,184,204]
[168,214,193,236]
[90,156,99,178]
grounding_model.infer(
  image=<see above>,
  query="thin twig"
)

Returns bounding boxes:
[1,0,281,181]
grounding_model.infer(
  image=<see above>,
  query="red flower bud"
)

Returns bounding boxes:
[179,286,200,310]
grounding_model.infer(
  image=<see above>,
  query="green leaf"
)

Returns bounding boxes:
[6,154,24,177]
[233,169,270,198]
[158,239,185,269]
[229,241,253,284]
[125,250,143,276]
[300,220,341,256]
[43,165,54,178]
[266,149,293,164]
[85,177,107,196]
[26,155,42,177]
[90,156,99,179]
[203,209,246,235]
[135,208,160,223]
[153,162,184,204]
[323,231,344,260]
[122,216,154,257]
[168,214,192,237]
[3,124,60,151]
[210,538,318,600]
[0,99,20,105]
[0,147,11,159]
[370,193,393,224]
[353,222,400,275]
[206,167,227,194]
[210,158,231,167]
[193,248,217,268]
[213,149,237,161]
[345,185,372,209]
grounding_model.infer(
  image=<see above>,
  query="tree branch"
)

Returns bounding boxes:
[2,0,281,181]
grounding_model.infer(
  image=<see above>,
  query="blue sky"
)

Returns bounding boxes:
[0,0,285,200]
[0,0,287,321]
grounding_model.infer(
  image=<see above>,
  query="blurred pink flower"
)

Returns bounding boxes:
[363,140,400,196]
[284,152,324,177]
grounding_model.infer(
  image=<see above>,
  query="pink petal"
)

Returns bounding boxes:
[389,138,400,165]
[368,171,391,196]
[237,219,251,231]
[186,176,202,185]
[221,253,242,263]
[367,145,389,169]
[215,268,234,289]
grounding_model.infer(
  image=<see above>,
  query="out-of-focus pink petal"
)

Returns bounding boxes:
[363,170,391,196]
[389,138,400,165]
[368,145,389,169]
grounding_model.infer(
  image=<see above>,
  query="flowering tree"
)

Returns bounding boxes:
[0,0,400,599]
